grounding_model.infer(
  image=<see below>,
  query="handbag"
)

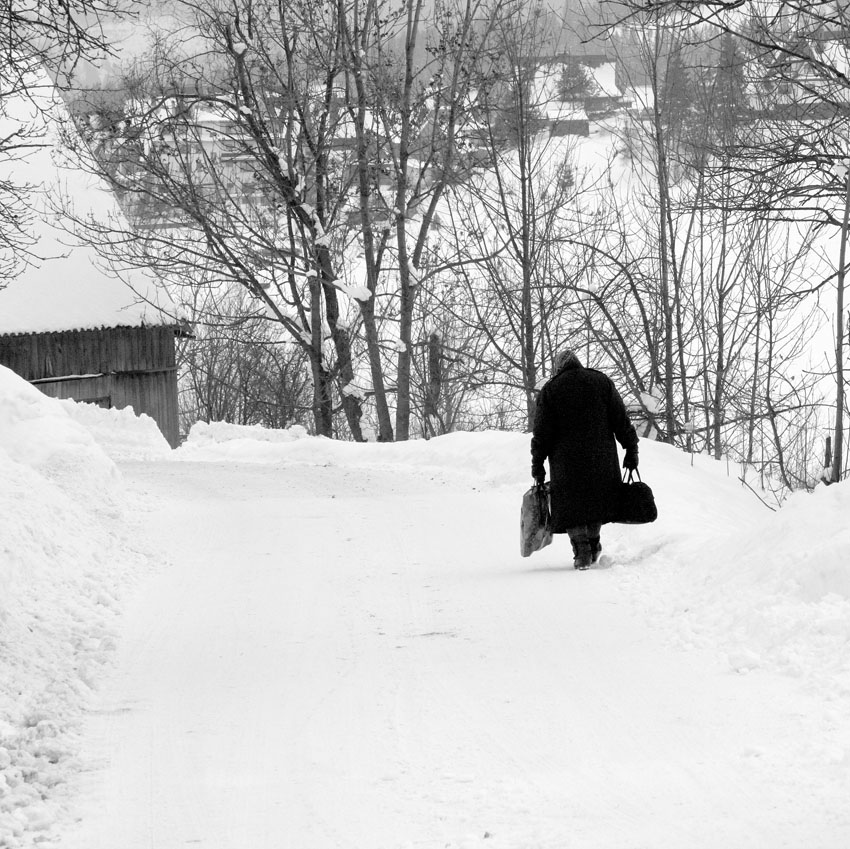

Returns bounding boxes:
[520,483,553,557]
[616,469,658,524]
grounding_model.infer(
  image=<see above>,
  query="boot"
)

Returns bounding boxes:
[572,539,593,571]
[589,537,602,564]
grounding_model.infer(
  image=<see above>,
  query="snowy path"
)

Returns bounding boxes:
[62,459,847,849]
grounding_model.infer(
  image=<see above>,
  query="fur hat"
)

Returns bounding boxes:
[553,348,582,373]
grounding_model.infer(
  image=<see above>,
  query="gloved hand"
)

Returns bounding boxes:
[623,447,639,471]
[532,465,546,486]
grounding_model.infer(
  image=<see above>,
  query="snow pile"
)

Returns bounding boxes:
[742,482,850,601]
[612,442,850,703]
[178,422,528,486]
[58,400,172,462]
[0,374,118,499]
[694,484,850,690]
[0,367,144,848]
[372,431,529,486]
[179,419,310,462]
[186,419,310,446]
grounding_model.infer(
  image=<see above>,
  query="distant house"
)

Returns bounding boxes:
[0,72,182,447]
[529,51,612,70]
[550,116,590,137]
[583,62,632,118]
[546,104,590,137]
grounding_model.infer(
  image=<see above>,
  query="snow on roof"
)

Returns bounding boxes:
[625,84,655,111]
[0,72,177,337]
[589,62,621,98]
[544,103,588,121]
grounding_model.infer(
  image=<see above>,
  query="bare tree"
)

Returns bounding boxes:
[430,1,605,429]
[64,0,510,441]
[601,0,850,477]
[332,0,512,440]
[63,2,365,438]
[177,291,313,434]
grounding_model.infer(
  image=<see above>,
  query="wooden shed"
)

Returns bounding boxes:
[0,325,181,447]
[0,71,181,447]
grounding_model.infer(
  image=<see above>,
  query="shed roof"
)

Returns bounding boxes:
[0,72,177,337]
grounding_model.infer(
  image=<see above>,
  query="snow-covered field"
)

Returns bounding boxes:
[1,363,849,848]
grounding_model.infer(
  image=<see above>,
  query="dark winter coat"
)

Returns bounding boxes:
[531,361,638,532]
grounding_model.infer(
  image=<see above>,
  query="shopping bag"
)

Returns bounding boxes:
[520,483,553,557]
[615,469,658,524]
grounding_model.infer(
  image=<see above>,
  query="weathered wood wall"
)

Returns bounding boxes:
[550,119,589,137]
[0,325,176,380]
[0,326,180,448]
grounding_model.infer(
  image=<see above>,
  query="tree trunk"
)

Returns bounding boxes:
[309,273,334,437]
[360,296,395,441]
[746,301,762,467]
[344,8,395,443]
[396,269,414,440]
[713,292,726,460]
[313,83,364,442]
[832,166,850,482]
[322,278,364,442]
[308,351,334,436]
[424,331,443,437]
[392,0,423,442]
[651,30,677,444]
[517,80,536,428]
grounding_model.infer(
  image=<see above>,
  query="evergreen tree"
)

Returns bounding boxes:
[557,60,595,101]
[711,34,751,149]
[659,45,696,151]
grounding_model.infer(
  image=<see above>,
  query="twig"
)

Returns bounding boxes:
[738,476,777,512]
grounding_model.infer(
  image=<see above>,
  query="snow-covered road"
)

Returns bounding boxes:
[60,456,848,849]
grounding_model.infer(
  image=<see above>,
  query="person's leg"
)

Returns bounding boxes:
[587,522,602,564]
[567,526,593,570]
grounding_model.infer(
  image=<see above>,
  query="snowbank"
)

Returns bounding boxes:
[184,419,309,447]
[0,367,145,847]
[178,421,529,487]
[58,400,171,463]
[0,372,118,498]
[611,443,850,700]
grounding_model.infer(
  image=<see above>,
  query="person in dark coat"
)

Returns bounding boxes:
[530,349,638,570]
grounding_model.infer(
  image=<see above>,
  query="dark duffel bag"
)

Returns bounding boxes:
[520,483,553,557]
[616,469,658,524]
